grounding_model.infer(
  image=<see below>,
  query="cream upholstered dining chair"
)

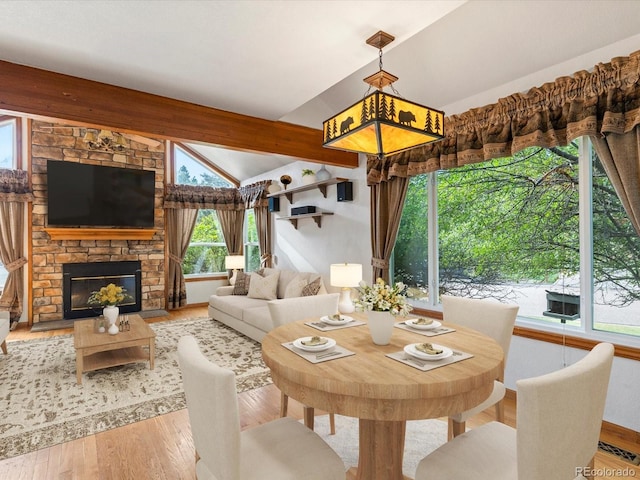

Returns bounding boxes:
[441,295,519,439]
[415,342,614,480]
[177,335,345,480]
[267,293,339,434]
[0,311,10,355]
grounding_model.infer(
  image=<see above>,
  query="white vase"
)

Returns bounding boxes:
[367,310,396,345]
[302,173,316,185]
[267,182,281,193]
[315,165,331,181]
[103,305,119,327]
[108,322,120,335]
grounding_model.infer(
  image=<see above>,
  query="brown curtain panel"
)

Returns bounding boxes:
[370,177,409,282]
[254,206,273,268]
[166,208,198,309]
[0,169,31,325]
[218,209,245,256]
[0,202,27,324]
[367,49,640,184]
[591,128,640,235]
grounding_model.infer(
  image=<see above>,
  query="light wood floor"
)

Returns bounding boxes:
[1,306,638,479]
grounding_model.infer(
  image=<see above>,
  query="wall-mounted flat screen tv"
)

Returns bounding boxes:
[47,160,155,228]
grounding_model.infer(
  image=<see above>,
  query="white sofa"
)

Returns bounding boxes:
[0,310,10,355]
[208,268,340,342]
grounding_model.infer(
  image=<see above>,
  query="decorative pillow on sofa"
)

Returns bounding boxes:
[284,275,309,298]
[232,271,252,295]
[301,276,322,296]
[248,271,280,300]
[232,269,265,295]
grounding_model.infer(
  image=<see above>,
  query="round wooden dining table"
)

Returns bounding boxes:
[261,313,504,480]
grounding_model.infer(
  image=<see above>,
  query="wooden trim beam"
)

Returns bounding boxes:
[0,60,358,168]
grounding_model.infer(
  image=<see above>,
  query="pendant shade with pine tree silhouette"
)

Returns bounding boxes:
[322,90,444,157]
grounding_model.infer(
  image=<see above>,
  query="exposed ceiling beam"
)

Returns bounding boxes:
[0,60,358,168]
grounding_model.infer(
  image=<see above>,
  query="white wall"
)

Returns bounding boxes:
[186,277,228,305]
[243,158,372,293]
[505,337,640,431]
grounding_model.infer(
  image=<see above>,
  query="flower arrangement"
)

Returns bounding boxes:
[302,168,315,176]
[354,278,413,316]
[87,283,128,306]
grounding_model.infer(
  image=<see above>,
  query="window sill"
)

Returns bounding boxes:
[412,306,640,361]
[184,274,227,282]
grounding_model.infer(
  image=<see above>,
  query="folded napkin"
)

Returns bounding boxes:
[301,336,328,346]
[414,317,434,325]
[415,343,443,355]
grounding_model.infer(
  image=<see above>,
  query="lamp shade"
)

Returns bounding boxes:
[330,263,363,288]
[225,255,245,270]
[322,91,444,157]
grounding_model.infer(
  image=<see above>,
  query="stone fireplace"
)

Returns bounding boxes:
[29,121,166,324]
[63,261,142,319]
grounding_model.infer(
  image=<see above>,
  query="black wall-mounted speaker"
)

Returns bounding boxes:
[337,181,353,202]
[268,196,280,212]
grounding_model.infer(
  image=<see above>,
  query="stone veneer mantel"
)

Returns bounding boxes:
[45,227,157,241]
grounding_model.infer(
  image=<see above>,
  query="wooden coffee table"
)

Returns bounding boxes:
[73,314,155,384]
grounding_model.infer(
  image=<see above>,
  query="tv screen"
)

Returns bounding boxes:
[47,160,155,228]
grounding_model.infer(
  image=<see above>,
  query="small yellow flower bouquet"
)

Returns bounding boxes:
[87,283,128,306]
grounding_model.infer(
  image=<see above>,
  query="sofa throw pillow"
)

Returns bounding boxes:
[301,276,321,296]
[232,271,253,295]
[284,275,309,298]
[248,271,280,300]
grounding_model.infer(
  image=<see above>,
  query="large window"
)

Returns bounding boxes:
[0,117,17,169]
[174,145,234,276]
[0,116,19,289]
[244,209,261,272]
[393,138,640,343]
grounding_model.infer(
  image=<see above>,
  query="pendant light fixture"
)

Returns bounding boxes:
[322,31,445,158]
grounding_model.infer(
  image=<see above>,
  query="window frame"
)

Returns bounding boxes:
[0,115,21,169]
[397,137,640,350]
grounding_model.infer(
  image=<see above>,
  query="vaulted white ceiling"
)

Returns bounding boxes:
[2,0,640,180]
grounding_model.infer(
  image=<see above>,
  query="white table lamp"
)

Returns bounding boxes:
[330,263,362,314]
[225,255,245,285]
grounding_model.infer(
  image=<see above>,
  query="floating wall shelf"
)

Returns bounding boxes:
[267,177,349,204]
[276,212,334,229]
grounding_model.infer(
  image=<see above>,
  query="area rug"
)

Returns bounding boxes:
[0,317,271,460]
[312,415,448,477]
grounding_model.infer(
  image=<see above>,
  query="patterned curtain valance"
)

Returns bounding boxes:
[368,49,640,184]
[0,168,33,202]
[239,180,270,208]
[164,184,244,210]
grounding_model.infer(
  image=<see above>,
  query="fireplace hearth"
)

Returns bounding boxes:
[63,261,142,319]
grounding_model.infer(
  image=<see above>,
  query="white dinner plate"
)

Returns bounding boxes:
[293,336,337,352]
[321,315,354,326]
[404,343,453,361]
[405,318,442,330]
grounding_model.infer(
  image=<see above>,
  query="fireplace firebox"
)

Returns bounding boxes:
[63,261,142,319]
